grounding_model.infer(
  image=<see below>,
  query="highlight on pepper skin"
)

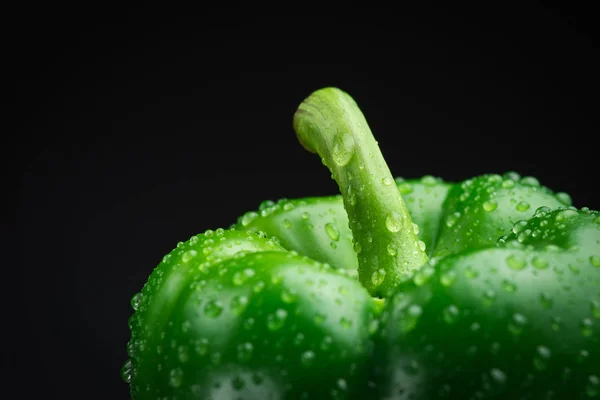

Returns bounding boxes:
[122,87,600,399]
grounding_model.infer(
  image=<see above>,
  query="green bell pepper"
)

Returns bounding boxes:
[123,87,599,399]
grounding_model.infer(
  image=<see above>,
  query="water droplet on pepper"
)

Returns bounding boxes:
[385,212,402,232]
[483,200,498,212]
[169,367,183,388]
[237,342,253,361]
[506,254,527,270]
[331,133,355,166]
[371,269,386,287]
[382,177,393,186]
[516,201,531,212]
[325,222,340,241]
[267,309,288,330]
[203,299,224,318]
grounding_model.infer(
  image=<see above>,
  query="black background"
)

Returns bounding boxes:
[9,5,599,400]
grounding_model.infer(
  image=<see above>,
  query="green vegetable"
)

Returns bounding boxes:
[123,87,599,399]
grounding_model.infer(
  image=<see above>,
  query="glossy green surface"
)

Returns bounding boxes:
[124,229,376,399]
[374,207,600,399]
[235,172,569,280]
[123,87,599,399]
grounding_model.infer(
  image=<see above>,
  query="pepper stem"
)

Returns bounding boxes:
[293,87,429,296]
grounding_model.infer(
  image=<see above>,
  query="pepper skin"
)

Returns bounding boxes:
[374,206,600,399]
[123,87,599,399]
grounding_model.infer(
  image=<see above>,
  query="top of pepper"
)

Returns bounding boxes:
[293,87,430,296]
